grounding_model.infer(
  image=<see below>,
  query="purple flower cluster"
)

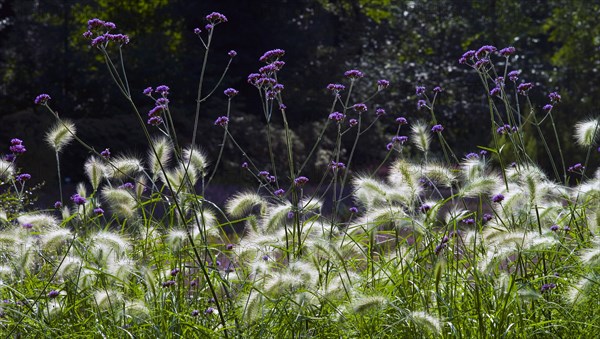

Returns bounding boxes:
[118,182,135,190]
[492,194,504,203]
[508,70,520,82]
[482,213,493,222]
[541,283,557,293]
[259,49,285,63]
[228,50,237,58]
[496,124,518,135]
[349,206,358,214]
[517,82,533,95]
[417,99,427,110]
[224,88,239,98]
[294,176,309,186]
[377,79,390,90]
[329,112,346,122]
[375,108,386,117]
[161,280,176,288]
[498,46,516,57]
[344,69,364,79]
[568,163,584,173]
[392,136,408,144]
[205,12,228,24]
[84,19,129,47]
[71,193,87,205]
[327,83,345,94]
[353,103,367,112]
[100,148,111,159]
[548,92,561,103]
[490,87,501,96]
[16,173,31,182]
[94,207,104,215]
[415,86,426,96]
[330,161,346,170]
[48,290,60,298]
[9,138,26,154]
[465,152,479,160]
[214,116,229,127]
[34,94,51,105]
[462,218,475,225]
[396,117,408,125]
[431,124,444,133]
[435,236,450,255]
[274,189,285,197]
[349,118,358,127]
[550,224,560,232]
[419,204,431,213]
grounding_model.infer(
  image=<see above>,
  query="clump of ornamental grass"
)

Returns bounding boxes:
[4,12,598,339]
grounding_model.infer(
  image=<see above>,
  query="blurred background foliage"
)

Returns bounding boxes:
[0,0,598,204]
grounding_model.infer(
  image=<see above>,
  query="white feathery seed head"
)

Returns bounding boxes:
[45,119,76,152]
[84,156,106,191]
[574,118,600,147]
[411,121,431,153]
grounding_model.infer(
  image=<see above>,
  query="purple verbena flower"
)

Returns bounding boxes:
[543,104,553,112]
[541,283,557,293]
[273,83,284,92]
[392,136,408,144]
[548,92,561,103]
[490,87,501,96]
[161,280,176,288]
[94,207,104,215]
[118,182,135,189]
[386,142,393,151]
[462,218,475,225]
[191,310,200,316]
[465,152,479,160]
[71,193,87,205]
[349,206,358,214]
[99,148,110,159]
[349,118,358,127]
[224,88,239,97]
[396,117,408,125]
[431,124,444,133]
[433,86,443,93]
[241,162,249,169]
[294,176,309,186]
[353,103,367,112]
[228,50,237,57]
[568,163,584,173]
[419,204,431,213]
[155,85,170,96]
[475,45,497,59]
[344,69,364,79]
[16,173,31,182]
[170,268,180,276]
[550,224,559,232]
[48,290,60,298]
[54,201,62,209]
[87,18,105,30]
[90,35,107,47]
[143,87,153,96]
[330,161,346,170]
[34,94,51,105]
[492,194,504,203]
[193,27,201,35]
[375,108,386,117]
[415,86,426,96]
[147,116,163,126]
[483,213,493,222]
[417,99,427,110]
[517,82,533,95]
[205,12,228,24]
[205,307,215,315]
[274,189,285,197]
[259,49,285,63]
[498,46,516,57]
[459,50,476,64]
[22,223,33,229]
[377,79,390,90]
[329,112,346,122]
[327,83,345,93]
[103,21,116,30]
[259,171,270,177]
[474,58,489,69]
[508,70,520,82]
[214,116,229,127]
[226,243,234,250]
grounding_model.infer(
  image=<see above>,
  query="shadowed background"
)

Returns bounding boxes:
[0,0,598,206]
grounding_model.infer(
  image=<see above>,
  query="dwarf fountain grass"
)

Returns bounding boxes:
[4,11,599,338]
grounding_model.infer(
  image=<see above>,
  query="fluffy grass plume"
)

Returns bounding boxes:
[45,119,76,152]
[574,118,600,146]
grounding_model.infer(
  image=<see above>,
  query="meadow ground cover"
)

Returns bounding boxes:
[0,12,600,338]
